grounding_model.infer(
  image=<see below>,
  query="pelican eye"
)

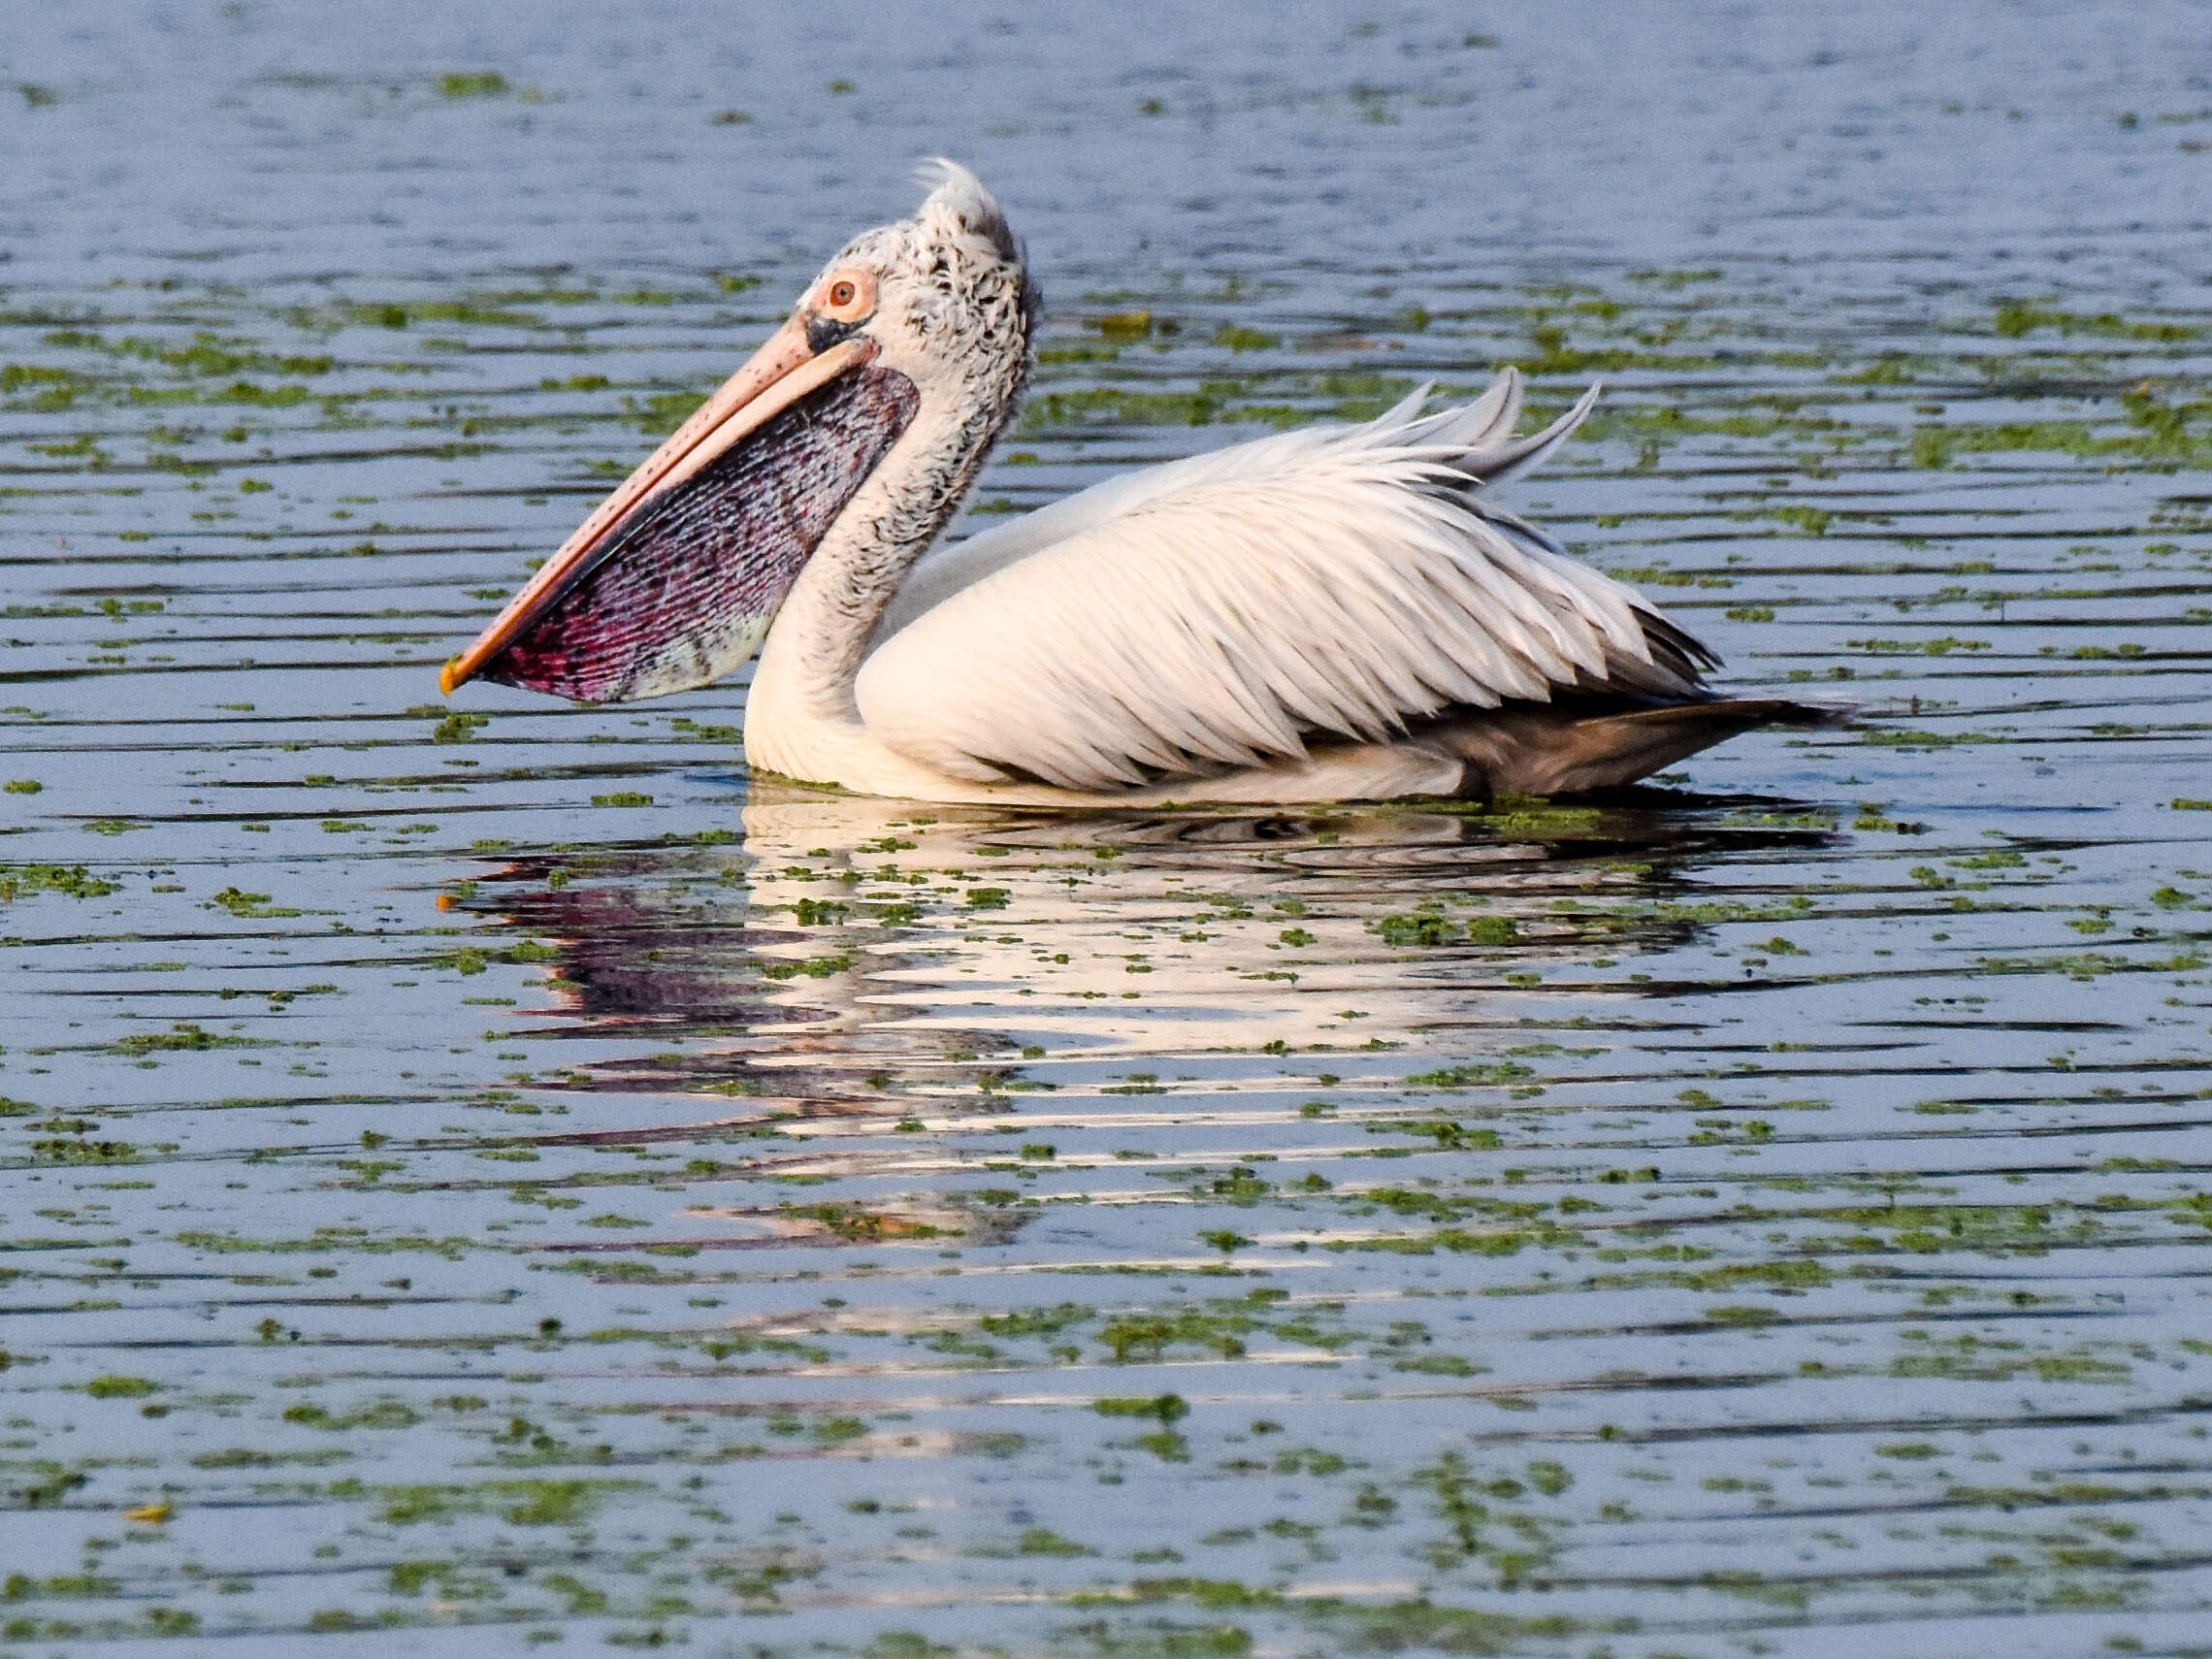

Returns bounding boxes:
[818,270,876,322]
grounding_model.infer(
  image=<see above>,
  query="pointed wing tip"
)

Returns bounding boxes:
[1381,378,1439,426]
[1529,377,1605,446]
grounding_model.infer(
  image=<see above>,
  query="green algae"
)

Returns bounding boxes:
[437,72,511,98]
[113,1022,255,1055]
[0,863,119,901]
[1372,910,1520,948]
[1990,302,2199,342]
[1402,1062,1533,1090]
[82,1376,156,1398]
[1211,325,1280,352]
[205,886,303,918]
[1074,1579,1599,1654]
[376,1477,638,1527]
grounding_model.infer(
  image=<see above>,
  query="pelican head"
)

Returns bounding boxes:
[812,160,1037,413]
[441,162,1035,703]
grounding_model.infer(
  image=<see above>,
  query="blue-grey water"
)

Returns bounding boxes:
[3,3,2211,1654]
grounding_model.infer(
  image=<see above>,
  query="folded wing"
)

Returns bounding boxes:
[853,370,1716,791]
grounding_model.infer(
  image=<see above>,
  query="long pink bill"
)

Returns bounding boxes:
[440,323,915,703]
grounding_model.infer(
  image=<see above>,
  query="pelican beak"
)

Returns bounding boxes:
[439,315,912,703]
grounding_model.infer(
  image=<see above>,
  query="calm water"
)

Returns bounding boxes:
[4,4,2211,1654]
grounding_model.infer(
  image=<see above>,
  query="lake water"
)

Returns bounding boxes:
[3,3,2210,1654]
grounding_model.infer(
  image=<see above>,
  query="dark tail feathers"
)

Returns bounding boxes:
[1433,699,1848,797]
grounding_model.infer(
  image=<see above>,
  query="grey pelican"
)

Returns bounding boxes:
[442,163,1834,804]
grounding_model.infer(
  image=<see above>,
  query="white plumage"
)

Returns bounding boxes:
[852,372,1708,793]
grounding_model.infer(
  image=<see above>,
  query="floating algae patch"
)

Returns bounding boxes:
[0,863,121,901]
[2,8,2209,1655]
[374,1477,642,1527]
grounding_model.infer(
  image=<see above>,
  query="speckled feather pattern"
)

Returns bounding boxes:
[754,169,1038,712]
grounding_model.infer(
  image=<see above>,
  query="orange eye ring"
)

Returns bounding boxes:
[817,269,876,322]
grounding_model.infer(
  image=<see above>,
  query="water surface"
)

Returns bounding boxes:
[4,4,2211,1655]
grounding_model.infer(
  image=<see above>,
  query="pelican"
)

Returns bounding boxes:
[442,164,1834,805]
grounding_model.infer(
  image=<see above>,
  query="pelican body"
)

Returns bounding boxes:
[443,166,1833,804]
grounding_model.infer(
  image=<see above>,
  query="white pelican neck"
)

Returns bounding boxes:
[749,381,1016,734]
